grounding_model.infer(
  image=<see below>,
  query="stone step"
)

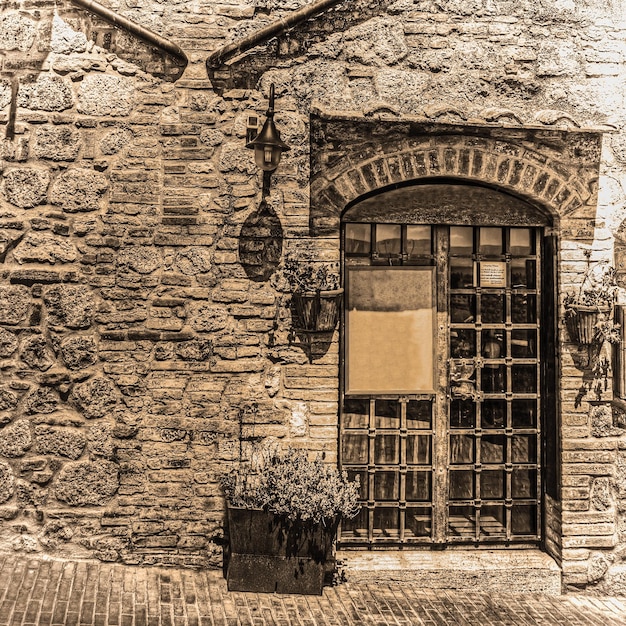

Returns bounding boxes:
[337,549,562,595]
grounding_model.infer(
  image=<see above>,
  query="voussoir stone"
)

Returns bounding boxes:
[3,168,50,208]
[71,376,118,419]
[60,335,98,370]
[55,459,119,506]
[77,75,134,117]
[0,420,33,458]
[43,284,95,329]
[50,168,108,213]
[33,126,81,161]
[0,462,14,504]
[35,426,86,460]
[0,286,31,325]
[18,75,73,112]
[13,233,78,265]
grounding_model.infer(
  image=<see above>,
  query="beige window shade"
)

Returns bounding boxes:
[346,267,436,394]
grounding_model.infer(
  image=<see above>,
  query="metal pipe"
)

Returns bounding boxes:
[206,0,344,70]
[71,0,188,65]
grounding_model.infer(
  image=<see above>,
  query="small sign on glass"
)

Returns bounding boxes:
[480,261,507,288]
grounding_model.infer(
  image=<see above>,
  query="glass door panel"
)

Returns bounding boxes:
[341,223,542,547]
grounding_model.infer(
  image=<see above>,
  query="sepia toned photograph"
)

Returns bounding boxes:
[0,1,625,623]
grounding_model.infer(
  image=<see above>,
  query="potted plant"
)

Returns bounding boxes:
[283,257,343,332]
[564,257,620,346]
[221,444,360,594]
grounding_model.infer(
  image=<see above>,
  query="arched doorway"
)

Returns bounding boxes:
[338,181,558,548]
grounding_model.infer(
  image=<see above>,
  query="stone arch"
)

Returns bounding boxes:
[309,116,603,237]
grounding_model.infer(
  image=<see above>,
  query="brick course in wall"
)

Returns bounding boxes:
[0,0,626,594]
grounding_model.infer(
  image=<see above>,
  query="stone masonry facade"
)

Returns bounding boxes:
[0,0,626,595]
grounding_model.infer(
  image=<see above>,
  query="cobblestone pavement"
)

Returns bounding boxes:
[1,555,625,626]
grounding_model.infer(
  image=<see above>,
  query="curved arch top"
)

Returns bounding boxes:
[309,112,604,236]
[342,181,553,227]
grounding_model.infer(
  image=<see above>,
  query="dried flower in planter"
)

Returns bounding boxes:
[221,444,361,524]
[282,257,341,293]
[563,257,620,346]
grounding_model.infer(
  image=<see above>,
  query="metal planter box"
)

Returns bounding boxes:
[225,505,338,595]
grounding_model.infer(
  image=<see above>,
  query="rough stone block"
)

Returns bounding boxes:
[34,426,86,460]
[55,460,119,506]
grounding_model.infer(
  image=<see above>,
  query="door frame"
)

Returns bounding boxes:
[337,182,559,551]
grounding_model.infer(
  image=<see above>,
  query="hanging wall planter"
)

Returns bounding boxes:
[565,305,613,345]
[291,288,344,333]
[563,258,620,347]
[282,257,343,334]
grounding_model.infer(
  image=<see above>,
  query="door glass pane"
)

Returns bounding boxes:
[482,400,506,429]
[375,435,399,464]
[374,508,399,536]
[511,259,536,288]
[512,504,537,535]
[451,329,475,358]
[511,330,536,358]
[407,435,431,464]
[449,470,474,500]
[449,506,475,536]
[450,258,474,288]
[481,470,505,499]
[481,365,506,393]
[375,399,400,428]
[406,507,431,537]
[345,223,371,255]
[512,435,536,463]
[479,228,503,256]
[407,400,431,429]
[512,468,536,499]
[348,470,368,500]
[341,509,368,538]
[510,228,533,255]
[450,227,473,255]
[450,399,475,428]
[406,225,431,258]
[342,434,368,463]
[482,330,506,358]
[481,294,504,323]
[374,471,399,501]
[511,294,536,323]
[450,294,475,323]
[512,365,537,393]
[450,435,474,464]
[406,471,432,501]
[481,435,505,464]
[375,224,401,259]
[480,505,505,536]
[342,398,369,428]
[512,399,537,428]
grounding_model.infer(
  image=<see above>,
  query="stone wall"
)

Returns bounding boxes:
[0,0,626,592]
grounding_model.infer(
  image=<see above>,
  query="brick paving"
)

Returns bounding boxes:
[0,555,625,626]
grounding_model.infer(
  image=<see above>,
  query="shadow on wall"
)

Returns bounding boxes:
[206,0,398,94]
[2,1,186,140]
